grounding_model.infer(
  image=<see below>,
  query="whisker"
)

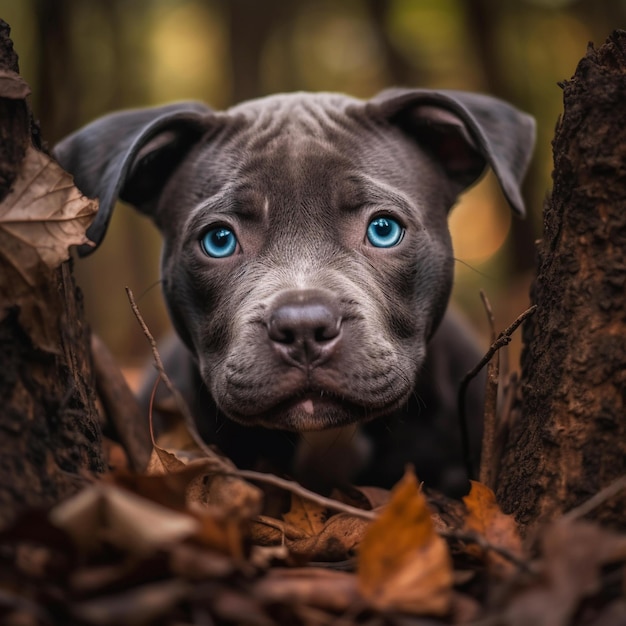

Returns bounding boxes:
[453,257,494,281]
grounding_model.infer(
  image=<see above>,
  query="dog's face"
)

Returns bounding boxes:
[157,94,456,430]
[54,89,535,433]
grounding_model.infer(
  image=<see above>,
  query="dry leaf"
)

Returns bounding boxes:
[253,567,361,613]
[283,494,327,536]
[252,508,369,562]
[331,484,391,511]
[0,145,97,352]
[70,579,190,626]
[0,145,97,285]
[0,68,31,99]
[147,395,263,518]
[463,480,524,578]
[250,486,373,561]
[49,484,200,555]
[357,469,453,615]
[504,519,626,626]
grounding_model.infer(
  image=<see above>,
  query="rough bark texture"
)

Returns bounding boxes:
[0,22,105,526]
[496,31,626,533]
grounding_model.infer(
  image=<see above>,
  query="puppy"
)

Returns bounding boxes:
[54,89,535,495]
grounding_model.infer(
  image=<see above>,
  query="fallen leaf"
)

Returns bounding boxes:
[69,579,190,626]
[253,567,361,613]
[331,484,391,511]
[357,469,453,615]
[49,484,200,555]
[0,68,31,99]
[0,145,97,285]
[251,508,369,562]
[504,519,626,626]
[463,480,524,578]
[212,586,275,626]
[169,542,236,580]
[282,494,327,536]
[146,391,263,518]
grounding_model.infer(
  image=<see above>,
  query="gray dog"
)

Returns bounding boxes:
[55,89,535,496]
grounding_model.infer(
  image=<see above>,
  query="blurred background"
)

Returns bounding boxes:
[1,0,624,377]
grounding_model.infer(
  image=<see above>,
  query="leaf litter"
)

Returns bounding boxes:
[2,386,625,626]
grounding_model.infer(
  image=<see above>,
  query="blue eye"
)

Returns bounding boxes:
[366,216,404,248]
[200,226,238,258]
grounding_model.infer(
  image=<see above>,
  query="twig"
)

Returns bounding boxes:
[440,528,534,574]
[479,291,500,489]
[458,304,537,482]
[480,290,496,344]
[489,371,519,483]
[228,469,377,521]
[125,287,231,467]
[561,475,626,523]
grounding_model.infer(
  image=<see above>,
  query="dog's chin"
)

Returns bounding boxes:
[223,392,397,432]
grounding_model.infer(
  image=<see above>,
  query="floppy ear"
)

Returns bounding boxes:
[367,89,536,216]
[53,102,213,255]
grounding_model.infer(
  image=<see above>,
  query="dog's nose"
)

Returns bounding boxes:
[267,290,342,367]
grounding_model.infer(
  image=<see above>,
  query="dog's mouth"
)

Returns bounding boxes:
[226,389,398,432]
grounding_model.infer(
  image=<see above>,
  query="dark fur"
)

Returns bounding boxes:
[54,90,535,495]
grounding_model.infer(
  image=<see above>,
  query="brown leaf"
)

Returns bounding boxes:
[253,567,361,613]
[70,579,190,626]
[282,494,327,536]
[357,469,453,615]
[147,399,263,518]
[0,68,31,99]
[251,508,369,562]
[212,586,275,626]
[463,480,524,578]
[49,484,200,555]
[169,542,236,580]
[0,145,96,285]
[331,484,391,511]
[111,469,249,560]
[249,514,306,546]
[0,146,97,352]
[504,519,626,626]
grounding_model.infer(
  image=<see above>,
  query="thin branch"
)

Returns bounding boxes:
[458,304,537,481]
[480,289,496,344]
[125,287,232,469]
[440,528,534,574]
[229,469,377,521]
[479,291,500,489]
[561,475,626,523]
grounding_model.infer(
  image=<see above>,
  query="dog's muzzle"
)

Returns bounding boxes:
[265,289,342,369]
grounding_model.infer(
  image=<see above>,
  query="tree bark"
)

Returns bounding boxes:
[495,31,626,534]
[0,21,105,526]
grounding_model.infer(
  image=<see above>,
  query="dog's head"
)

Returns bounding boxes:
[55,89,534,432]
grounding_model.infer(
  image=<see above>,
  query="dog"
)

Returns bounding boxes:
[54,89,535,496]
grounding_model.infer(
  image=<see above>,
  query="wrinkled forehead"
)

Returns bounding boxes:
[177,92,428,215]
[225,93,370,193]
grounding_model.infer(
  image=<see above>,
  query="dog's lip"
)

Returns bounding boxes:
[231,389,394,431]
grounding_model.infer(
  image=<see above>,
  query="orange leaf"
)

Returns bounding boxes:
[282,494,327,537]
[357,470,453,615]
[463,481,523,578]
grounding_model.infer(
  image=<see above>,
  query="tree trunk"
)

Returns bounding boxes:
[495,31,626,534]
[0,21,105,526]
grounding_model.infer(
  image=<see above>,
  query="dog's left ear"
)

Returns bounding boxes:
[367,89,536,216]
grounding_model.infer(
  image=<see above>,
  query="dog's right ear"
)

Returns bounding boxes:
[53,102,212,255]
